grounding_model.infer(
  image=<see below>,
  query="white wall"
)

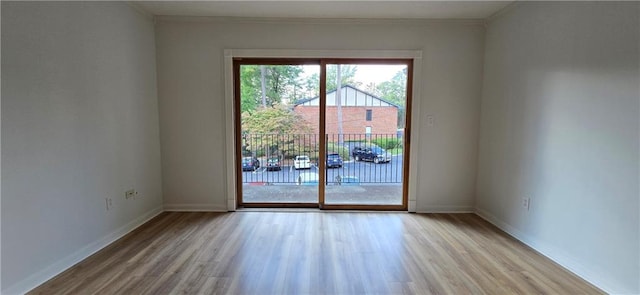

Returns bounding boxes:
[155,18,485,212]
[1,2,163,293]
[476,2,639,293]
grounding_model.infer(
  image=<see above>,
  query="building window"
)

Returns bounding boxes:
[366,109,372,121]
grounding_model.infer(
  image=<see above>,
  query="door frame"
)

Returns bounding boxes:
[224,49,423,211]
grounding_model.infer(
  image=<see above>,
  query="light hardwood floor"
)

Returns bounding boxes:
[29,212,603,294]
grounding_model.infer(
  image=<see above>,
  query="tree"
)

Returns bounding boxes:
[301,64,361,101]
[242,105,308,134]
[376,68,408,127]
[260,66,267,107]
[376,68,407,106]
[263,66,304,105]
[240,65,261,113]
[364,82,380,96]
[240,65,305,113]
[241,105,312,158]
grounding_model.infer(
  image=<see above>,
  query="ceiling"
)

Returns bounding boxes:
[132,1,514,20]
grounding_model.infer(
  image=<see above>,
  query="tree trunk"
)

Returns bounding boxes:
[260,65,267,108]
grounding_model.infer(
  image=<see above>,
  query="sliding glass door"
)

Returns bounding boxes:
[234,59,412,210]
[321,62,410,209]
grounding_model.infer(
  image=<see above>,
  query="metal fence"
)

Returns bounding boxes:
[241,133,403,185]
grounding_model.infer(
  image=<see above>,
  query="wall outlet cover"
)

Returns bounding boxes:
[125,189,136,199]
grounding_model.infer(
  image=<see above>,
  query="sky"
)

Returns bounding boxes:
[353,64,407,85]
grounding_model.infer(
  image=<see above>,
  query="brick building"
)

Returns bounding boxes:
[293,85,399,142]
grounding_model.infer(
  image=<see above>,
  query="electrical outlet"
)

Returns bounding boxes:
[426,115,435,127]
[522,197,530,211]
[125,189,136,200]
[105,197,113,211]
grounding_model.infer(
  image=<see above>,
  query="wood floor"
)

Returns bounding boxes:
[29,212,603,294]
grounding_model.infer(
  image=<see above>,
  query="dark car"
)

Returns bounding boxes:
[241,156,260,171]
[266,157,281,171]
[352,146,392,164]
[326,153,343,168]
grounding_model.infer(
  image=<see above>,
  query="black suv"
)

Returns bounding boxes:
[352,146,392,164]
[326,153,343,168]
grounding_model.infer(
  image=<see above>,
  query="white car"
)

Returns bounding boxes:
[293,155,312,169]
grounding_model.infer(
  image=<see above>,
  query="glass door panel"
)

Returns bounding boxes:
[323,63,408,206]
[238,63,320,205]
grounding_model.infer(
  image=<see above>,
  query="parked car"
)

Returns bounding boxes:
[297,172,319,185]
[266,157,281,171]
[294,155,312,169]
[326,153,343,168]
[352,146,392,163]
[241,156,260,171]
[334,175,360,185]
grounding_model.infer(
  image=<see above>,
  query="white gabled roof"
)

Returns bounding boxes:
[294,85,400,108]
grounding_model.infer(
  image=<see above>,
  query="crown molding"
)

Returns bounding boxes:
[154,15,486,26]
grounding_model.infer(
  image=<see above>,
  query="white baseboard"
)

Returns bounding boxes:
[2,206,163,295]
[474,208,627,295]
[416,206,475,213]
[164,203,229,212]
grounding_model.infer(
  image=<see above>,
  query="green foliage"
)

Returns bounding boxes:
[371,137,402,150]
[327,142,351,160]
[265,65,305,104]
[375,68,407,127]
[242,105,309,135]
[387,147,403,155]
[240,65,305,113]
[377,68,407,106]
[241,106,313,159]
[240,66,261,113]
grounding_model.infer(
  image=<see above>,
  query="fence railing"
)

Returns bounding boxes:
[241,133,403,184]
